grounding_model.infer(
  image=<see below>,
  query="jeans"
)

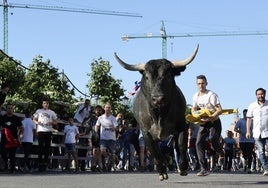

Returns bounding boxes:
[254,137,268,171]
[239,142,255,169]
[196,119,222,171]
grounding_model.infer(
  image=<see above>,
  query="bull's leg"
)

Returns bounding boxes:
[145,134,168,181]
[176,129,189,176]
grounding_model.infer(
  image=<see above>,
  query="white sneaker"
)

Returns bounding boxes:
[197,170,209,176]
[263,170,268,176]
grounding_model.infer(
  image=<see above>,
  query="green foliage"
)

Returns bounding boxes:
[17,55,75,111]
[186,104,192,115]
[87,57,130,116]
[0,52,76,114]
[0,51,133,120]
[0,53,25,96]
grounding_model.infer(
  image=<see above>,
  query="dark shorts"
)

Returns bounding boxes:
[65,143,76,152]
[100,140,116,154]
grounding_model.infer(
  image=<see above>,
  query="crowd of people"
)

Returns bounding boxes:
[0,76,267,177]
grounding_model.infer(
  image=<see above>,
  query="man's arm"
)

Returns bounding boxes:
[246,117,252,139]
[209,103,223,121]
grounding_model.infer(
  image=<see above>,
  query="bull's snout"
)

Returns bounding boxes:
[152,95,165,107]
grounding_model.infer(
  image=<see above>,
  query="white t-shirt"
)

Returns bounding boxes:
[96,114,118,141]
[33,108,57,132]
[192,90,220,112]
[73,105,91,123]
[64,124,79,144]
[247,100,268,138]
[21,117,36,143]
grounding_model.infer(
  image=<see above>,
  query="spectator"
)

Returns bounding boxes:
[223,130,236,172]
[86,105,104,172]
[33,98,57,172]
[188,123,200,171]
[74,99,91,124]
[246,88,268,176]
[129,118,146,172]
[0,103,23,173]
[63,117,79,172]
[20,109,37,172]
[234,109,255,173]
[95,103,118,172]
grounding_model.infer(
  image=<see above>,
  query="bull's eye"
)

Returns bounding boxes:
[144,73,149,80]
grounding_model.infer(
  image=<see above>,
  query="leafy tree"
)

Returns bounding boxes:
[87,57,127,114]
[16,55,75,112]
[0,51,26,97]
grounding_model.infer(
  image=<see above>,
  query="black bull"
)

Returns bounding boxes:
[114,45,199,180]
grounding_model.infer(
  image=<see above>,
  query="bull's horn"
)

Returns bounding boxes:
[172,44,199,67]
[114,52,145,71]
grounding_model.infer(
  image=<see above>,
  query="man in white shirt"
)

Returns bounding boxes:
[191,75,223,176]
[73,99,91,171]
[33,98,57,172]
[95,103,118,172]
[21,109,37,172]
[74,99,91,124]
[246,88,268,176]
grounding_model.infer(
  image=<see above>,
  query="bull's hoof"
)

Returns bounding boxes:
[178,170,188,176]
[159,173,168,181]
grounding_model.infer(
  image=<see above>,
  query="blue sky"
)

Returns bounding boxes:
[1,0,268,134]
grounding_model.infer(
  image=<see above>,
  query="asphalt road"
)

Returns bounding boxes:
[0,170,268,188]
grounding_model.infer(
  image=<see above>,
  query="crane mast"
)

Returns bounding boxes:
[3,0,8,54]
[1,1,142,54]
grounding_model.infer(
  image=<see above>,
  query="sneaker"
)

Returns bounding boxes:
[263,170,268,176]
[179,170,188,176]
[18,167,24,173]
[96,167,103,173]
[197,170,209,176]
[91,166,96,172]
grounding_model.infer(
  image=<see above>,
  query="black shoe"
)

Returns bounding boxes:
[128,166,134,172]
[96,167,103,173]
[9,170,15,174]
[38,164,46,172]
[91,166,96,172]
[80,168,86,171]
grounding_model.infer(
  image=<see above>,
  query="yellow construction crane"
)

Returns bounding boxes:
[1,0,142,54]
[122,20,268,59]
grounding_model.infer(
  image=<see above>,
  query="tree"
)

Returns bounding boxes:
[16,55,75,112]
[0,50,26,97]
[87,57,126,114]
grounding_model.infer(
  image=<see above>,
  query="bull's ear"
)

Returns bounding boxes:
[173,66,186,75]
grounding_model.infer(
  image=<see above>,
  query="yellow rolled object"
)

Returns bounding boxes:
[192,109,212,118]
[186,114,206,125]
[221,108,238,115]
[186,108,238,125]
